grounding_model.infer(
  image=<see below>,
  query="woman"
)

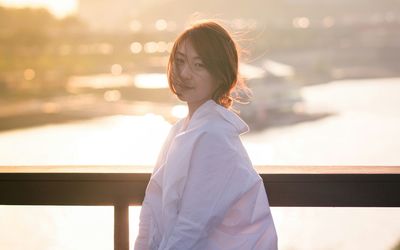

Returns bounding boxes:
[135,20,277,250]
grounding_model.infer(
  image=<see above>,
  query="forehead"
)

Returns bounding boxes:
[176,39,201,60]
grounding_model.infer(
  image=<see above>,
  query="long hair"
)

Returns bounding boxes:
[167,20,248,109]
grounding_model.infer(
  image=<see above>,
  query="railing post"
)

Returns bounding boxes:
[114,202,129,250]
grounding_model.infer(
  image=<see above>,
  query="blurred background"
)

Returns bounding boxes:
[0,0,400,249]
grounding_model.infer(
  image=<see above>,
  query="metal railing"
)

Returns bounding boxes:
[1,165,400,250]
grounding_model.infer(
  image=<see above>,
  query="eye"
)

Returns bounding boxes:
[194,62,205,68]
[174,58,184,65]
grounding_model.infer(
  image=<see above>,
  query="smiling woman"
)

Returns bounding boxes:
[135,20,278,250]
[0,0,78,18]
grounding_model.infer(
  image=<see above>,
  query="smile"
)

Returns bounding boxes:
[177,83,195,90]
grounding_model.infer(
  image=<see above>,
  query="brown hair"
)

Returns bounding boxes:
[167,20,247,108]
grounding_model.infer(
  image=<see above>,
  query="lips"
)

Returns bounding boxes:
[176,82,195,90]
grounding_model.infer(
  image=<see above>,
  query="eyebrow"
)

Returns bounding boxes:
[176,51,202,60]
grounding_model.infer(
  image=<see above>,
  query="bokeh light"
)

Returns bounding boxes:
[293,17,310,29]
[155,19,168,31]
[41,102,60,114]
[144,42,158,54]
[103,90,121,102]
[23,69,35,81]
[157,41,168,53]
[98,43,113,55]
[110,64,123,76]
[130,42,143,54]
[323,16,335,28]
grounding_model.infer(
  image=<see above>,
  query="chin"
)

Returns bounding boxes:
[176,93,186,101]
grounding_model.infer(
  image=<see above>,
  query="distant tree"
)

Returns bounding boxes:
[0,7,55,33]
[0,7,89,96]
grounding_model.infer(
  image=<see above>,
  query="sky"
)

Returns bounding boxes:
[0,0,78,18]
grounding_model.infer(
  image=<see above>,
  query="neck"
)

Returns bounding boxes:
[187,99,210,120]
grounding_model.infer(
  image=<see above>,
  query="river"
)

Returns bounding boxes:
[1,77,399,249]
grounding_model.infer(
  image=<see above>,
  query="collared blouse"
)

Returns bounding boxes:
[135,100,277,250]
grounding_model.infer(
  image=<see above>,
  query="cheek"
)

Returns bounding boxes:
[194,79,214,98]
[205,76,218,95]
[191,71,219,98]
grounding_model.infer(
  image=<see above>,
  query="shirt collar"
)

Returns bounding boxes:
[184,99,249,135]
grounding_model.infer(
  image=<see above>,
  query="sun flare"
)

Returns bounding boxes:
[0,0,78,18]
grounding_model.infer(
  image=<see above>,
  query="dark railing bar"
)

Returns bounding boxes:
[1,165,400,250]
[114,202,129,250]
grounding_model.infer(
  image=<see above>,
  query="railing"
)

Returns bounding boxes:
[1,165,400,250]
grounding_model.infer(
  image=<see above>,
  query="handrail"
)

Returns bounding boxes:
[1,165,400,250]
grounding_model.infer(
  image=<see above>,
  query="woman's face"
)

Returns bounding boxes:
[173,40,217,105]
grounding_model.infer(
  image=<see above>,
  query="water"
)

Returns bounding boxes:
[246,77,400,166]
[1,77,400,249]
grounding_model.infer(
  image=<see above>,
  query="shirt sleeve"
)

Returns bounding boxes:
[134,198,151,250]
[158,132,256,250]
[135,124,178,250]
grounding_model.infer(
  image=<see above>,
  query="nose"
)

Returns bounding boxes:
[180,63,192,80]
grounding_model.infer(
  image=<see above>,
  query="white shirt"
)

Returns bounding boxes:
[135,100,277,250]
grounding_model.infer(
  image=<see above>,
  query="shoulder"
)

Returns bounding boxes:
[171,118,185,130]
[198,108,238,137]
[169,118,186,135]
[193,114,241,153]
[200,103,249,137]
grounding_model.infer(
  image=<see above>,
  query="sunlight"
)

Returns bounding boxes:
[171,105,188,119]
[133,73,168,89]
[0,114,172,166]
[0,206,113,250]
[0,0,78,18]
